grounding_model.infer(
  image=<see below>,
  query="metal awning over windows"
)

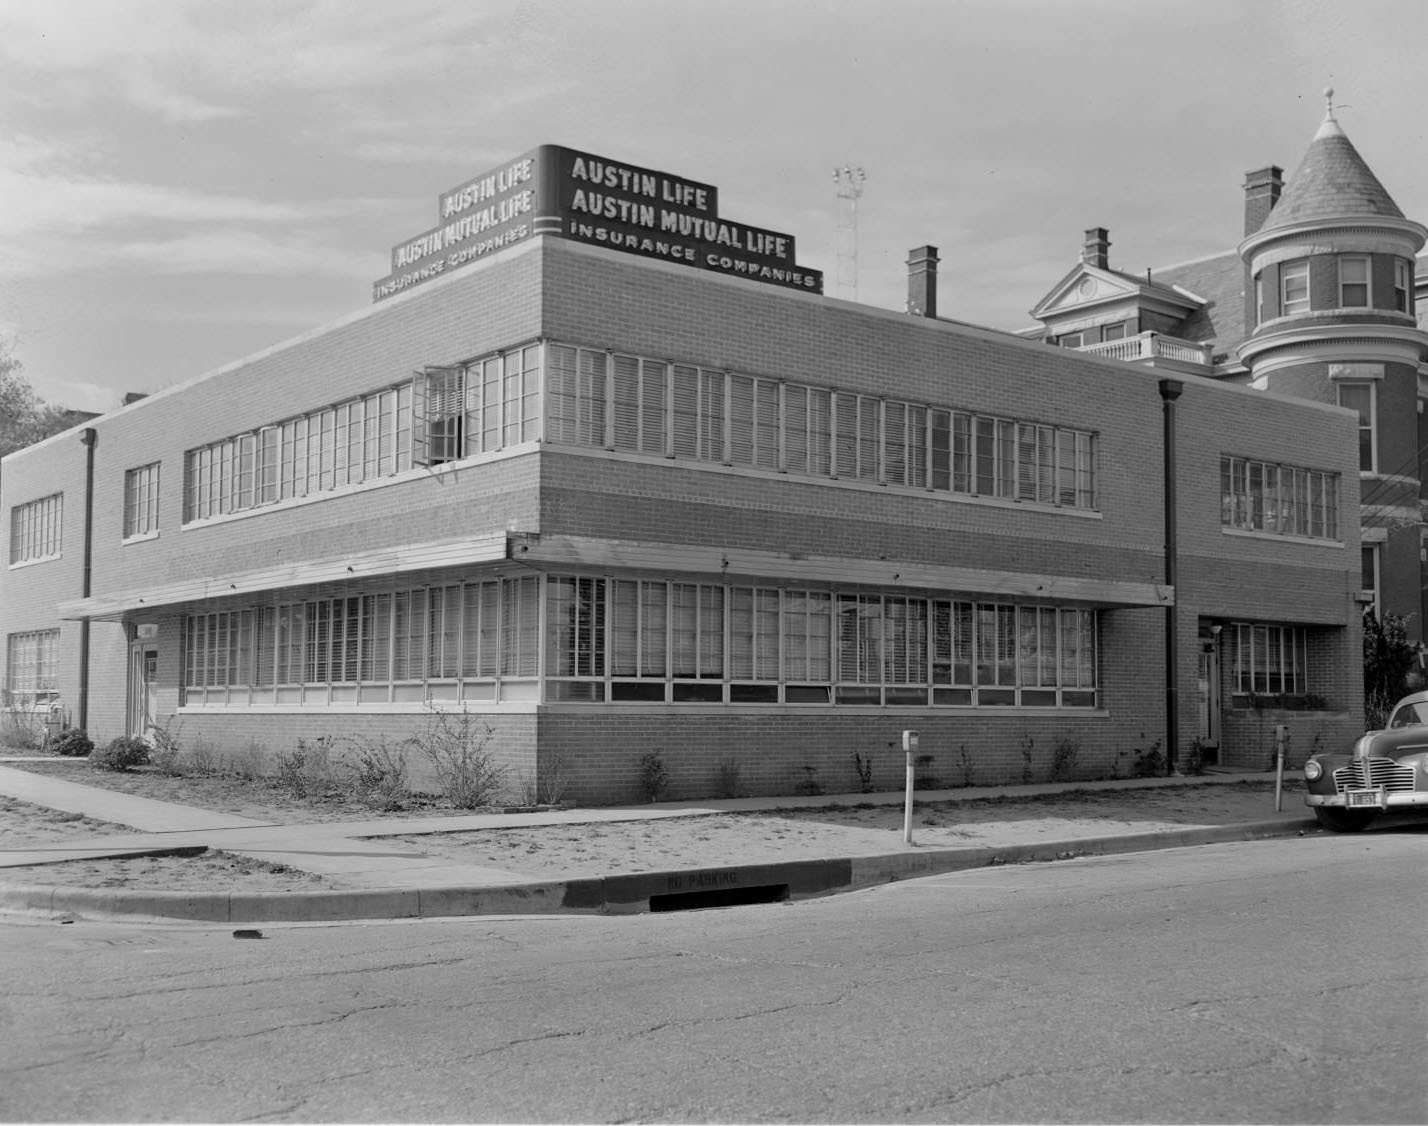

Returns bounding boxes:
[55,532,511,622]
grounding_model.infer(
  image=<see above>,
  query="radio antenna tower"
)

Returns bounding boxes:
[833,166,866,300]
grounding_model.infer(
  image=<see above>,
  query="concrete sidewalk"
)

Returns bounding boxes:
[0,759,1317,923]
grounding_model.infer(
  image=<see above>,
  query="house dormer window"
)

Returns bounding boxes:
[1281,260,1310,314]
[1339,256,1370,307]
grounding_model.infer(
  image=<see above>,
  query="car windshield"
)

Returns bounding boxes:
[1389,701,1428,728]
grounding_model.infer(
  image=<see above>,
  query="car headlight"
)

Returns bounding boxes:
[1304,760,1323,781]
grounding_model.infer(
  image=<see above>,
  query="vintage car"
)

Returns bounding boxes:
[1304,690,1428,831]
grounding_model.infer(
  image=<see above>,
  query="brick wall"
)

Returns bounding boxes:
[535,707,1166,806]
[1,423,92,729]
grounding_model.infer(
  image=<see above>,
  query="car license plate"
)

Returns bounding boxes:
[1346,788,1386,808]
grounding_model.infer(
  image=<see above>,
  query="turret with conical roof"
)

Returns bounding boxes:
[1238,90,1427,381]
[1239,90,1428,642]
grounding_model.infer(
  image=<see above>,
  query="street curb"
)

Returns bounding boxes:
[0,818,1317,923]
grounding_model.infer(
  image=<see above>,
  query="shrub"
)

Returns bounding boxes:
[91,736,150,772]
[1049,737,1080,782]
[637,751,669,802]
[716,756,743,799]
[914,753,939,790]
[273,737,338,801]
[273,746,309,798]
[149,718,183,776]
[795,764,822,796]
[49,727,93,758]
[540,750,569,806]
[515,770,540,807]
[413,707,503,809]
[852,753,875,793]
[346,738,409,811]
[956,743,974,787]
[1364,610,1416,729]
[1,708,46,750]
[1132,740,1165,778]
[1019,735,1036,785]
[268,736,338,799]
[186,737,216,775]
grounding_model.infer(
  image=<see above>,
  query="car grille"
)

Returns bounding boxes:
[1333,758,1417,793]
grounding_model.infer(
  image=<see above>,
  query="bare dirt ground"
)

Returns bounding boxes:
[0,753,1310,894]
[378,783,1304,880]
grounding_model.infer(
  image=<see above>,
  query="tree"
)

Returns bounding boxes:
[1363,609,1419,729]
[0,342,73,459]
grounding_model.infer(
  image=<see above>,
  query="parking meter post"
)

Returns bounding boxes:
[1274,724,1288,811]
[903,730,918,845]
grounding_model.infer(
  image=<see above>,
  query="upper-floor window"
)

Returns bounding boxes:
[1281,260,1310,314]
[183,340,1099,526]
[1339,256,1370,307]
[544,344,1097,511]
[9,493,62,564]
[1101,324,1126,342]
[183,379,417,523]
[422,345,542,465]
[1254,274,1264,325]
[1394,259,1411,313]
[1057,332,1084,348]
[123,463,160,539]
[1336,382,1375,472]
[1220,456,1338,540]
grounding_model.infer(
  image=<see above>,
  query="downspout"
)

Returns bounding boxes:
[1159,380,1183,776]
[77,427,97,731]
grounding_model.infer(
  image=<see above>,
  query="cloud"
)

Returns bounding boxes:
[24,371,119,414]
[111,229,374,278]
[0,163,307,239]
[0,0,512,108]
[119,69,240,124]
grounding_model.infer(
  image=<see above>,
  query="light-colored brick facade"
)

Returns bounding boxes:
[2,226,1364,804]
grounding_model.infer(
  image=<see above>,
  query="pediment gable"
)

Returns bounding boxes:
[1029,263,1207,326]
[1030,265,1143,319]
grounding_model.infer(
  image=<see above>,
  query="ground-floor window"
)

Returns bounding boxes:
[182,578,542,705]
[1229,621,1308,700]
[4,629,59,708]
[544,575,1098,707]
[181,573,1099,708]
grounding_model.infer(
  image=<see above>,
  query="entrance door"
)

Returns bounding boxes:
[1197,637,1221,759]
[128,645,158,740]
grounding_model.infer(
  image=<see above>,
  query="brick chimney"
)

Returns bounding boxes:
[906,245,939,318]
[1243,166,1284,235]
[1082,228,1110,270]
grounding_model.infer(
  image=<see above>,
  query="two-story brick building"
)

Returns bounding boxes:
[1,144,1365,803]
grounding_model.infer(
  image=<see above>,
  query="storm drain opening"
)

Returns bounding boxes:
[648,883,791,912]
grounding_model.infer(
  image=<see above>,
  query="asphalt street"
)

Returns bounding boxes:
[3,829,1425,1123]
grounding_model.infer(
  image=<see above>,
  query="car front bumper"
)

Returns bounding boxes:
[1305,790,1428,810]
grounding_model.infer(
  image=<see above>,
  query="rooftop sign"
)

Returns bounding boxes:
[373,144,823,301]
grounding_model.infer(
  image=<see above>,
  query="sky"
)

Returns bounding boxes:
[2,0,1426,413]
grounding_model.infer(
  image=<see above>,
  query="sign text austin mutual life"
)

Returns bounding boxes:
[373,144,823,301]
